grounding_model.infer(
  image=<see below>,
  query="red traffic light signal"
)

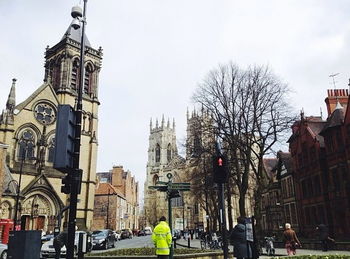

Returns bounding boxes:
[213,155,228,183]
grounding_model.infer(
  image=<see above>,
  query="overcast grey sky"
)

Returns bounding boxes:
[1,0,350,201]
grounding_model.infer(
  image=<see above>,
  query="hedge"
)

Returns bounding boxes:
[90,248,215,256]
[273,256,350,259]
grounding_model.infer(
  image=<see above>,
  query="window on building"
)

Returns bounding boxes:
[153,175,159,185]
[155,144,161,163]
[284,204,291,223]
[317,205,325,224]
[18,129,36,160]
[47,136,55,163]
[301,180,308,198]
[71,58,79,90]
[167,144,172,162]
[333,169,341,191]
[291,203,297,225]
[84,64,93,95]
[314,175,321,195]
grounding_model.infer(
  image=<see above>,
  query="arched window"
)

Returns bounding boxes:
[153,175,159,185]
[155,144,161,163]
[51,59,61,89]
[71,58,79,90]
[47,135,55,163]
[18,129,36,160]
[167,144,172,162]
[84,64,93,95]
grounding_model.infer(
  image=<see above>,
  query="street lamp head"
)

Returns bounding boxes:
[71,5,82,18]
[71,18,81,30]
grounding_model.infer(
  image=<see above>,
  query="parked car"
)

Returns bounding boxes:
[91,229,115,250]
[144,227,152,235]
[41,234,54,245]
[172,229,181,240]
[41,231,90,258]
[0,243,7,259]
[121,229,132,239]
[138,230,146,236]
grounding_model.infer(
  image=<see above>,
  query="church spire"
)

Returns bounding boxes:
[6,78,16,112]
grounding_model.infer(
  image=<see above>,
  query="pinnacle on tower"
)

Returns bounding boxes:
[167,118,170,128]
[173,118,176,131]
[156,118,159,128]
[161,114,165,128]
[6,78,16,112]
[150,118,153,131]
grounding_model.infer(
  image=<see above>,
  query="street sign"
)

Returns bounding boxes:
[149,185,168,192]
[156,181,168,185]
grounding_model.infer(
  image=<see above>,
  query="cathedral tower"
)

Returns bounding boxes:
[143,116,178,226]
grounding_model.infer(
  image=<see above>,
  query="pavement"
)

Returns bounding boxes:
[175,237,350,258]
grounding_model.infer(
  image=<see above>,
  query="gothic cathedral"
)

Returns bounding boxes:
[0,11,102,231]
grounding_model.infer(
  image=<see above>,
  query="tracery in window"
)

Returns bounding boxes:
[155,144,161,163]
[18,129,36,159]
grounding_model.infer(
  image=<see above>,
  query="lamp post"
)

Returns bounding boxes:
[66,1,87,258]
[106,189,110,229]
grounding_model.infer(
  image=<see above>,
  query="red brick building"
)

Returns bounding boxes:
[288,89,350,239]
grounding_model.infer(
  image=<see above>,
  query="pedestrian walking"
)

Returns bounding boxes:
[283,223,301,256]
[316,224,335,251]
[152,216,172,259]
[230,217,252,259]
[53,231,67,259]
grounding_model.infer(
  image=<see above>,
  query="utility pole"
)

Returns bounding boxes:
[67,1,87,258]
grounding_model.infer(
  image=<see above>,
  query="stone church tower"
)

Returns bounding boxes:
[0,10,102,231]
[143,116,182,226]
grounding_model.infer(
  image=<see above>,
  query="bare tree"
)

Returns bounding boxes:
[192,63,296,230]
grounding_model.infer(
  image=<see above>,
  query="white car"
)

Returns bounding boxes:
[113,231,121,241]
[41,231,86,258]
[0,243,7,259]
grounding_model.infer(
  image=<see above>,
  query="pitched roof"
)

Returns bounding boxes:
[95,182,122,197]
[320,107,345,135]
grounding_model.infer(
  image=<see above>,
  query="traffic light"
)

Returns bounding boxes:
[213,155,228,183]
[53,105,76,173]
[61,174,72,194]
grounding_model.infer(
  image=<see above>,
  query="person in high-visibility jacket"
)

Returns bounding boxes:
[152,216,172,258]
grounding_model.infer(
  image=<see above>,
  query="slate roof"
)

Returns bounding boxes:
[61,21,91,47]
[319,107,345,135]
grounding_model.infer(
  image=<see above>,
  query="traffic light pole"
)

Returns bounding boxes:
[218,183,229,259]
[66,1,87,258]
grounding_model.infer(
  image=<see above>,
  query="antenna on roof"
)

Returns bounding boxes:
[329,73,339,89]
[330,73,340,104]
